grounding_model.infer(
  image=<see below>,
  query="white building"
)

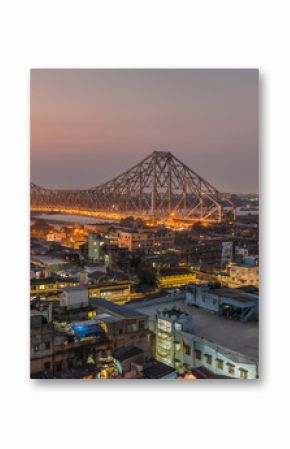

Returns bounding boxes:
[60,286,89,309]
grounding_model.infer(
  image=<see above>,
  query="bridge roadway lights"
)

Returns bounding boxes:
[31,151,235,223]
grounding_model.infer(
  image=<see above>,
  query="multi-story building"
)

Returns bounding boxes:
[157,268,196,288]
[118,228,174,253]
[227,262,259,288]
[31,297,152,379]
[46,231,67,242]
[88,233,102,262]
[185,284,258,320]
[30,277,79,298]
[126,293,259,379]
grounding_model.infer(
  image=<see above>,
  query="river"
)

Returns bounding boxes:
[31,212,117,225]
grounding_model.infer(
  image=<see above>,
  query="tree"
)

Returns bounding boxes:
[137,266,157,287]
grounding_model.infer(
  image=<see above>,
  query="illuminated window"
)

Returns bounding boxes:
[205,354,212,365]
[216,358,224,370]
[239,369,248,379]
[39,285,45,290]
[227,363,235,375]
[183,343,191,356]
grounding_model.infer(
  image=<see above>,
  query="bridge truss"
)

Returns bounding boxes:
[31,151,235,223]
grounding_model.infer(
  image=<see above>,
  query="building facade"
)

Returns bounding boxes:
[118,228,174,253]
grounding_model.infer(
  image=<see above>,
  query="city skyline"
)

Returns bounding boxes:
[31,69,258,193]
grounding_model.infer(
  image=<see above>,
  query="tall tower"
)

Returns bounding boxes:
[88,233,101,263]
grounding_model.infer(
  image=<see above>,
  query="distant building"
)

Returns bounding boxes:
[88,233,101,262]
[46,231,66,242]
[228,262,259,288]
[236,206,259,216]
[157,268,196,288]
[60,286,89,309]
[31,255,70,273]
[118,228,174,253]
[186,284,258,320]
[221,241,233,266]
[30,277,79,298]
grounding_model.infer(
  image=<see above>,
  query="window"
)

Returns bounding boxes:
[44,362,51,370]
[205,354,212,365]
[227,363,235,375]
[240,369,248,379]
[195,349,202,360]
[33,344,39,353]
[183,343,191,356]
[216,358,224,370]
[44,341,50,350]
[139,320,145,330]
[54,363,62,372]
[158,319,172,333]
[68,359,74,369]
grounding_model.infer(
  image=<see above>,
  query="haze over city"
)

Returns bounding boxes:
[31,69,258,193]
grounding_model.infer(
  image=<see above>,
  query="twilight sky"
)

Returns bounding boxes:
[31,69,258,193]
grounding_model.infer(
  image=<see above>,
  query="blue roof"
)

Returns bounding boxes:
[71,321,104,340]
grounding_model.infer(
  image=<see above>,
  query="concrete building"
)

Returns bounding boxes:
[126,293,259,379]
[60,286,89,309]
[157,268,196,288]
[118,228,174,252]
[88,233,102,263]
[185,284,258,320]
[30,276,79,298]
[228,262,259,288]
[31,297,151,379]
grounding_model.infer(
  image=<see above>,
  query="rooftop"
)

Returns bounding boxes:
[238,285,259,295]
[159,268,193,276]
[143,362,176,379]
[113,345,144,362]
[90,298,147,319]
[62,286,88,293]
[31,277,57,286]
[31,255,69,266]
[177,367,231,379]
[209,287,258,303]
[131,297,258,362]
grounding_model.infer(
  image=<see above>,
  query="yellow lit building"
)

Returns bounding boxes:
[157,268,196,288]
[30,278,79,297]
[227,263,259,288]
[89,282,132,304]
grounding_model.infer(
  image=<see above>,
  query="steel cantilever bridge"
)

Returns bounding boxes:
[31,151,235,224]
